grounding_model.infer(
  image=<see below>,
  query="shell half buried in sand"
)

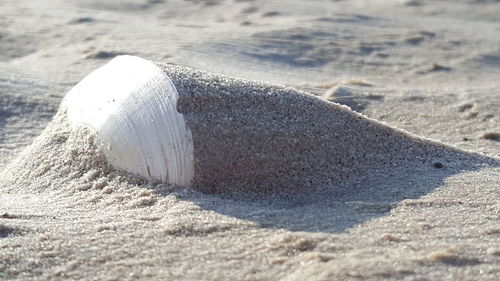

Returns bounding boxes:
[63,55,465,193]
[63,56,194,187]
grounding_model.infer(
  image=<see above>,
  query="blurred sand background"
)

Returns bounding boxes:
[1,0,499,280]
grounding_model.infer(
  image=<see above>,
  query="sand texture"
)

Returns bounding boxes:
[160,63,494,194]
[1,0,500,280]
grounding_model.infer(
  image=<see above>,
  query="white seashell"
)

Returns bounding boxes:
[63,55,194,186]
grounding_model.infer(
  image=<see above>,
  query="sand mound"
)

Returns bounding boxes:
[1,62,495,197]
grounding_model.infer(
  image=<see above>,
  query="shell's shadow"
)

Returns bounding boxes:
[150,152,497,233]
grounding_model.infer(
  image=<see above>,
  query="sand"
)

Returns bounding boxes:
[159,62,496,194]
[1,0,500,280]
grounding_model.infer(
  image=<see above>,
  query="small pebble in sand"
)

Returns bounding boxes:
[486,227,500,235]
[433,162,443,169]
[403,0,424,6]
[0,224,14,237]
[416,63,452,74]
[262,11,280,17]
[69,17,94,24]
[479,132,500,141]
[85,50,129,59]
[457,102,474,112]
[1,213,18,219]
[381,233,401,242]
[430,63,452,72]
[486,247,500,256]
[427,249,458,263]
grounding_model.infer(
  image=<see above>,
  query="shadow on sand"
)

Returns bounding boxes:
[151,149,498,234]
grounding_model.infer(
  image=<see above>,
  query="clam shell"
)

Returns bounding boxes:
[64,55,194,186]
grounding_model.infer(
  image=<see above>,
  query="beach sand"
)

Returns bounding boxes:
[1,0,499,280]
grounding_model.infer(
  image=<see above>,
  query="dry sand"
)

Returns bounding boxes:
[1,0,500,280]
